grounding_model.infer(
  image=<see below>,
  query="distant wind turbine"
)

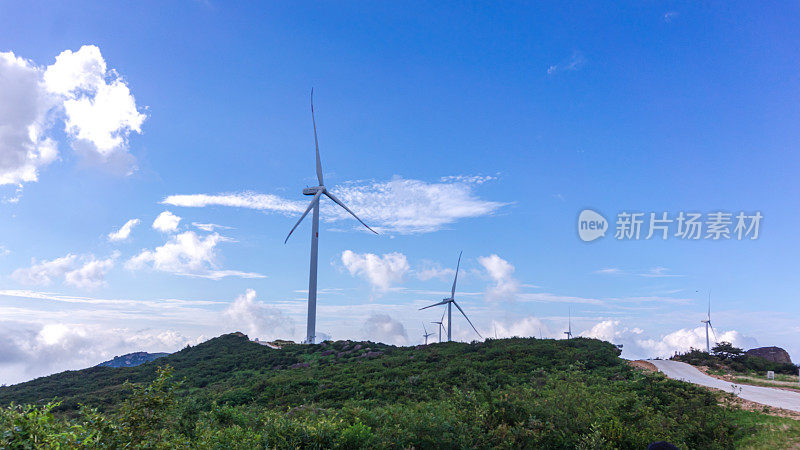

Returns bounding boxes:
[701,291,717,353]
[422,323,435,345]
[563,308,573,339]
[419,251,482,341]
[431,320,443,343]
[285,90,378,344]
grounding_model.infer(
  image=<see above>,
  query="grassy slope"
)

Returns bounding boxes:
[1,333,797,447]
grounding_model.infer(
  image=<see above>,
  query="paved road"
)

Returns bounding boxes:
[648,359,800,412]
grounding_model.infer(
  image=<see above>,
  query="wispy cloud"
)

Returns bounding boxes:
[163,176,507,234]
[547,51,586,76]
[107,218,140,242]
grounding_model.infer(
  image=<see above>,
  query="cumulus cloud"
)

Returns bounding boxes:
[126,230,263,279]
[152,211,181,233]
[224,289,294,340]
[11,254,78,285]
[0,51,59,186]
[492,316,551,339]
[363,314,408,345]
[580,320,758,360]
[0,45,145,188]
[107,218,140,241]
[11,253,117,290]
[64,254,118,290]
[162,176,506,234]
[341,250,409,291]
[0,321,201,385]
[478,254,521,301]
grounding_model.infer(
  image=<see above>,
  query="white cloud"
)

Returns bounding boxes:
[45,46,146,165]
[12,254,79,285]
[547,51,586,75]
[107,218,140,241]
[126,230,263,279]
[11,253,116,290]
[341,250,409,291]
[224,289,294,340]
[0,46,145,188]
[639,267,682,278]
[0,321,201,385]
[492,316,551,339]
[595,267,623,275]
[163,192,305,214]
[0,51,59,186]
[162,176,506,234]
[415,261,456,282]
[580,320,758,360]
[478,254,521,301]
[192,222,232,232]
[64,253,117,290]
[152,211,181,233]
[362,314,408,345]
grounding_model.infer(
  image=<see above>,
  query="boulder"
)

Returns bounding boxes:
[746,346,793,364]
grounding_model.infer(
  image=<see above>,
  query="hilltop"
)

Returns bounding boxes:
[97,351,170,368]
[1,333,797,448]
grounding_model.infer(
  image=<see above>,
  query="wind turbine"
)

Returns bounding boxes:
[701,291,717,353]
[563,308,573,339]
[285,90,378,344]
[431,320,443,343]
[422,323,435,345]
[419,251,482,341]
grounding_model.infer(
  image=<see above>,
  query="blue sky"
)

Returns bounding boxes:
[1,1,799,383]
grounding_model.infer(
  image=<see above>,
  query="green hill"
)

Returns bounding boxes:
[0,333,794,448]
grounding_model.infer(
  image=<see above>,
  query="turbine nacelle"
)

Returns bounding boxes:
[303,186,325,195]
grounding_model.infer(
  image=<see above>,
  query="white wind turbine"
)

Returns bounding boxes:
[422,323,435,345]
[285,90,378,344]
[563,308,573,339]
[431,317,444,343]
[419,252,482,341]
[701,291,717,353]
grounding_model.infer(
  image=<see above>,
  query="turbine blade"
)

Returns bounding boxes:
[284,190,323,244]
[453,301,482,338]
[419,299,450,310]
[708,291,711,320]
[324,191,378,234]
[311,89,323,186]
[451,251,462,300]
[423,323,428,334]
[709,323,718,342]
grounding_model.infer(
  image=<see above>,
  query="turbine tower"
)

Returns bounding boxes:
[431,320,443,343]
[701,291,717,353]
[285,90,378,344]
[563,308,573,339]
[419,251,482,341]
[422,323,435,345]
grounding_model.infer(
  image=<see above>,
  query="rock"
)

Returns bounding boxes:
[290,362,310,369]
[361,351,383,359]
[353,344,362,351]
[321,350,336,356]
[746,346,793,364]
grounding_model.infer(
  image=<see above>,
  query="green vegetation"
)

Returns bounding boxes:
[0,333,795,448]
[673,342,798,376]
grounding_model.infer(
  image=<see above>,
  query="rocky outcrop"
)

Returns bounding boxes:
[746,346,792,364]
